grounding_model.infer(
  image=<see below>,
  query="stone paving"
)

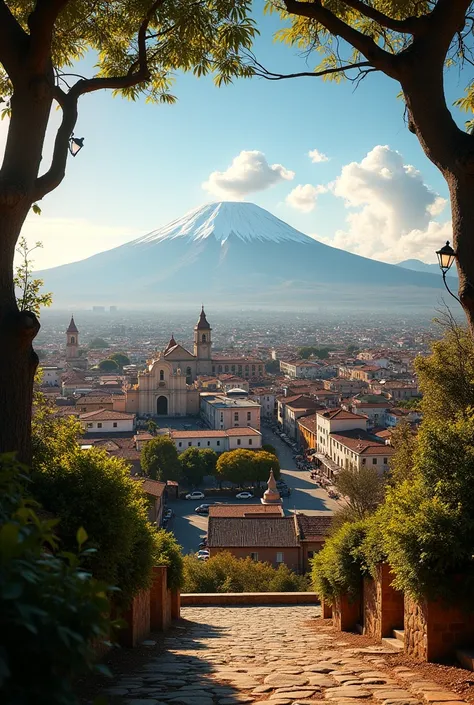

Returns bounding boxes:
[103,605,469,705]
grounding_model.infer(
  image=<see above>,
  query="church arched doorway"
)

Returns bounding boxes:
[156,396,168,415]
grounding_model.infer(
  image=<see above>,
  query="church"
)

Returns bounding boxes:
[124,307,264,418]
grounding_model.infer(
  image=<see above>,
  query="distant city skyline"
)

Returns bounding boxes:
[1,9,461,271]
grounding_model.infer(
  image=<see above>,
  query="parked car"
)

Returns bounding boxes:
[196,549,210,561]
[185,491,205,500]
[236,491,253,500]
[164,508,173,519]
[199,540,208,548]
[195,504,211,514]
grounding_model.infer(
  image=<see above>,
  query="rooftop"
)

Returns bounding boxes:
[79,408,135,421]
[330,429,396,455]
[207,516,299,548]
[318,408,364,421]
[296,514,333,541]
[208,504,284,518]
[201,394,260,409]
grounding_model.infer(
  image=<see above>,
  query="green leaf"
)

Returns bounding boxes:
[76,526,88,549]
[32,203,42,215]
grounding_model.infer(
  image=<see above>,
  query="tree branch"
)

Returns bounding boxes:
[0,1,29,82]
[27,0,71,70]
[340,0,425,35]
[283,0,399,77]
[428,0,473,56]
[248,52,372,81]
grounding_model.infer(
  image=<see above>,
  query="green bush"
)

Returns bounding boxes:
[0,455,114,705]
[153,529,184,590]
[141,436,182,482]
[182,551,308,593]
[311,521,368,604]
[33,446,156,607]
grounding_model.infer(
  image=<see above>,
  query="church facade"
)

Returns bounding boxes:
[125,307,263,417]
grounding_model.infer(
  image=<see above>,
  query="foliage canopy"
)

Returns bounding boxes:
[141,435,182,482]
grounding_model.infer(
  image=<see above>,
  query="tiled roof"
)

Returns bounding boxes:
[170,428,261,439]
[297,415,316,432]
[79,408,135,421]
[208,504,284,518]
[134,477,167,498]
[225,428,261,437]
[207,516,299,548]
[76,395,113,405]
[296,514,333,541]
[330,430,395,455]
[318,408,362,420]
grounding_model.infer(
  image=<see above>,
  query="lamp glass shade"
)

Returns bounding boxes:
[69,137,84,156]
[436,241,456,272]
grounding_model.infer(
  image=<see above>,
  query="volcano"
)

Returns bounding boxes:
[39,201,445,310]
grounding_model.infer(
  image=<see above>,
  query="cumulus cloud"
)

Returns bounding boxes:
[308,148,329,163]
[321,145,451,263]
[286,183,327,213]
[202,150,294,199]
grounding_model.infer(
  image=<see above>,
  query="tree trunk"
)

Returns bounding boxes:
[0,206,40,462]
[448,173,474,334]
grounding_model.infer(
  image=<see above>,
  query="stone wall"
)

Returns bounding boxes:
[150,566,172,631]
[333,592,362,632]
[363,564,404,639]
[120,588,151,648]
[405,594,474,662]
[181,592,320,606]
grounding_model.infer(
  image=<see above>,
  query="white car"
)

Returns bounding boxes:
[196,549,210,561]
[185,491,205,500]
[236,491,253,499]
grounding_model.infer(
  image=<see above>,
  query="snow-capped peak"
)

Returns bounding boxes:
[134,202,314,246]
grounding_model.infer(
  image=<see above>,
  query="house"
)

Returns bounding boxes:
[296,514,333,572]
[208,504,284,517]
[79,435,141,473]
[249,388,277,418]
[277,395,323,439]
[384,407,422,427]
[327,430,395,475]
[379,380,421,401]
[323,378,368,396]
[75,394,114,413]
[207,516,301,570]
[316,408,368,456]
[350,365,386,382]
[280,359,324,379]
[41,366,61,387]
[170,427,262,452]
[80,408,135,434]
[297,414,317,449]
[133,477,167,525]
[349,396,392,428]
[200,393,261,431]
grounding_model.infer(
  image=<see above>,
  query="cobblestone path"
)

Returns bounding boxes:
[103,605,468,705]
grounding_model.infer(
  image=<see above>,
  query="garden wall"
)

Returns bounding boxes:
[363,563,404,639]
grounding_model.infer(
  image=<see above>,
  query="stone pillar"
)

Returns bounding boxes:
[150,566,171,632]
[119,589,151,647]
[405,594,474,662]
[333,593,361,632]
[321,599,333,619]
[171,590,181,619]
[363,563,404,639]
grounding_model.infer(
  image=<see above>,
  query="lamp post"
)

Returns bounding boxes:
[436,241,461,304]
[68,136,84,157]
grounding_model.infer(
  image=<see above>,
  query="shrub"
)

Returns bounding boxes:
[141,436,182,482]
[0,455,114,705]
[33,447,156,607]
[98,358,119,372]
[311,521,368,604]
[182,551,307,593]
[153,529,184,590]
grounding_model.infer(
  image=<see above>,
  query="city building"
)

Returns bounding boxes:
[200,393,261,431]
[80,408,135,434]
[41,366,61,387]
[296,514,333,572]
[278,395,323,440]
[280,359,325,379]
[65,316,88,370]
[170,427,262,452]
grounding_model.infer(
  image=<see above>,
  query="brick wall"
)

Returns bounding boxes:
[210,546,300,571]
[181,592,320,606]
[405,594,474,662]
[120,588,151,648]
[333,592,362,632]
[363,564,404,639]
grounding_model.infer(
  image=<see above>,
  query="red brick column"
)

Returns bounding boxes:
[150,566,171,631]
[363,564,404,639]
[119,589,151,647]
[171,590,181,619]
[333,593,361,632]
[405,594,474,662]
[321,599,333,619]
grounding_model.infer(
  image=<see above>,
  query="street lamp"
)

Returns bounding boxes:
[436,240,460,303]
[68,136,84,157]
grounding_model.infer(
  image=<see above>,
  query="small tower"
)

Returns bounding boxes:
[194,306,212,365]
[261,470,282,506]
[164,333,177,354]
[66,315,79,362]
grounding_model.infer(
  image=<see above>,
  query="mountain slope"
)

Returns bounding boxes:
[397,258,457,277]
[39,201,446,310]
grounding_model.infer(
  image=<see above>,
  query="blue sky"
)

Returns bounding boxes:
[5,7,466,270]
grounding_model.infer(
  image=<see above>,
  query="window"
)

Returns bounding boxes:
[113,422,117,428]
[207,441,211,447]
[186,366,191,376]
[159,369,164,381]
[234,412,239,421]
[202,334,206,342]
[249,439,252,446]
[87,423,93,428]
[250,552,259,561]
[307,551,314,559]
[247,411,251,421]
[372,457,377,464]
[178,442,182,448]
[237,439,241,446]
[188,441,192,447]
[97,422,102,429]
[197,442,201,447]
[276,552,284,563]
[217,441,220,447]
[70,336,75,344]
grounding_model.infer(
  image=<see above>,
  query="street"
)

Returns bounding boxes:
[168,424,340,555]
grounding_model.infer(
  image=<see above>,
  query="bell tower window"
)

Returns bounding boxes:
[159,369,164,381]
[70,336,75,344]
[202,334,206,342]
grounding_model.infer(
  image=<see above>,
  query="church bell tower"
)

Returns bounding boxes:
[194,306,212,374]
[66,315,79,362]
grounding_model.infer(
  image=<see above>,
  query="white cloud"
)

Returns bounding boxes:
[321,145,451,263]
[18,215,140,270]
[286,183,327,213]
[308,148,329,163]
[202,150,294,199]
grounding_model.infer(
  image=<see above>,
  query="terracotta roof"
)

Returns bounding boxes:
[134,477,167,498]
[165,333,177,353]
[330,430,395,455]
[278,395,321,410]
[297,415,316,433]
[208,504,284,518]
[207,516,299,548]
[66,316,78,333]
[212,356,263,364]
[170,428,260,439]
[225,428,261,437]
[318,408,363,421]
[296,514,333,541]
[76,395,113,406]
[80,408,135,421]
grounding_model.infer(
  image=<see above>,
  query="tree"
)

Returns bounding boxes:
[260,1,474,334]
[98,358,119,372]
[262,443,277,456]
[109,352,131,368]
[298,346,329,360]
[334,464,386,519]
[179,447,207,487]
[88,338,109,350]
[0,0,256,461]
[14,237,52,316]
[216,448,255,486]
[251,449,281,485]
[388,419,418,485]
[146,419,159,436]
[200,447,218,476]
[265,359,280,374]
[141,435,181,482]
